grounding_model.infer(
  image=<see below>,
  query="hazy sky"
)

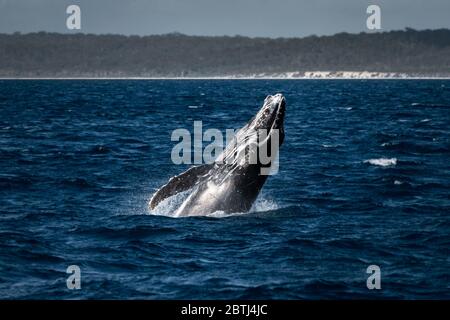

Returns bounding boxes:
[0,0,449,37]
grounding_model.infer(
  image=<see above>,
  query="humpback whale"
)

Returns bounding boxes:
[149,94,286,217]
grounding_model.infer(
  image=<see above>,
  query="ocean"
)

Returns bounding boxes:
[0,79,449,299]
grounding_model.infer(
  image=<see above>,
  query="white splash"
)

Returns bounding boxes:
[204,195,279,218]
[148,189,191,217]
[364,158,397,167]
[250,196,279,212]
[148,190,279,218]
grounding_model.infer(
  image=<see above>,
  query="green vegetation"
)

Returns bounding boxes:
[0,29,449,77]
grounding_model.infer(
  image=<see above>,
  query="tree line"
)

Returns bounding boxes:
[0,29,449,77]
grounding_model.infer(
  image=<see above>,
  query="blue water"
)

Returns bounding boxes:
[0,80,449,299]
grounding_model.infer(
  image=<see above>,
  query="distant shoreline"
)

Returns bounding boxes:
[2,70,449,80]
[2,30,449,79]
[1,76,450,80]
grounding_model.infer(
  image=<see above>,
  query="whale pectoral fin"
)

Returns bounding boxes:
[149,164,213,210]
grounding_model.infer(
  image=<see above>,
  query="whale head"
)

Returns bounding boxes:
[217,93,286,172]
[248,93,286,144]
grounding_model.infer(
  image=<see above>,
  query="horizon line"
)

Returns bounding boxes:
[2,76,450,80]
[1,27,449,40]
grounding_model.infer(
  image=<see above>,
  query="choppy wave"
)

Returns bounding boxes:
[364,158,397,167]
[411,102,450,108]
[1,79,449,299]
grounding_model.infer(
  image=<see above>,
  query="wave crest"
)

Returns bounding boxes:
[364,158,397,167]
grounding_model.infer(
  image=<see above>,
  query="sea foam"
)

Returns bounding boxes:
[148,189,279,218]
[364,158,397,167]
